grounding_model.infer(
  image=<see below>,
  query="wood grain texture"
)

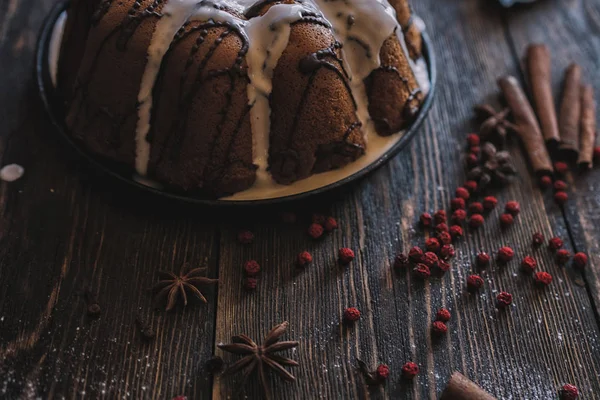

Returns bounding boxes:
[0,0,599,399]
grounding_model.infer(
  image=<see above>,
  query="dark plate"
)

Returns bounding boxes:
[36,1,437,207]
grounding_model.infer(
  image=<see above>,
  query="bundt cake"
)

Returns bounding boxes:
[57,0,427,196]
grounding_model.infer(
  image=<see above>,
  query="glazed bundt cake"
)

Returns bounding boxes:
[58,0,426,196]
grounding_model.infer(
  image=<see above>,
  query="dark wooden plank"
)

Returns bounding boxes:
[213,0,600,398]
[0,1,219,398]
[504,0,600,327]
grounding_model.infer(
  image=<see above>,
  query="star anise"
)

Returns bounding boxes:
[218,321,299,399]
[474,104,518,147]
[152,264,218,311]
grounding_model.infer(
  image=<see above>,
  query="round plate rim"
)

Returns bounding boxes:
[36,0,437,207]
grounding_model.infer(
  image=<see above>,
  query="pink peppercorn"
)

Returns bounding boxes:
[434,210,447,224]
[549,237,564,250]
[500,213,514,227]
[521,256,537,273]
[496,292,513,308]
[532,232,545,247]
[308,223,324,239]
[422,252,439,268]
[452,209,467,225]
[505,201,520,216]
[470,146,481,156]
[435,223,449,233]
[573,252,588,269]
[344,307,361,322]
[245,277,258,290]
[469,202,484,215]
[497,247,514,263]
[539,175,553,188]
[451,198,466,211]
[554,180,568,191]
[455,187,470,200]
[425,238,441,253]
[534,271,553,286]
[466,133,480,147]
[594,146,600,160]
[467,275,484,292]
[436,308,451,322]
[297,251,313,267]
[554,191,568,205]
[469,214,485,229]
[339,248,355,265]
[440,245,455,260]
[401,362,419,379]
[237,230,254,244]
[559,384,579,400]
[437,259,451,272]
[466,153,479,168]
[554,161,569,175]
[555,249,571,265]
[420,213,433,227]
[449,225,463,240]
[393,253,410,270]
[464,180,478,194]
[431,321,448,335]
[173,396,187,400]
[413,263,431,279]
[476,252,491,268]
[409,246,424,262]
[243,260,261,276]
[483,196,498,210]
[438,231,452,246]
[312,214,327,224]
[376,364,390,380]
[324,217,338,232]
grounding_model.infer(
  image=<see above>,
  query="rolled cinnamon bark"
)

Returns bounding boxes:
[578,84,596,169]
[558,64,582,160]
[498,76,553,177]
[526,44,560,148]
[440,372,496,400]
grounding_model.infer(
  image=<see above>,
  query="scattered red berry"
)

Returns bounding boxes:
[437,259,451,272]
[401,362,419,379]
[466,153,479,168]
[500,213,514,227]
[297,251,313,267]
[245,277,258,290]
[436,308,451,322]
[409,246,424,262]
[308,223,324,239]
[237,230,254,244]
[467,275,484,292]
[532,232,545,247]
[555,249,571,265]
[483,196,498,210]
[497,247,515,263]
[173,396,187,400]
[431,321,448,335]
[422,252,439,268]
[376,364,390,380]
[554,180,568,191]
[451,197,466,211]
[504,201,520,216]
[425,238,441,253]
[438,231,452,246]
[435,223,449,233]
[549,237,564,250]
[466,133,480,147]
[496,292,513,308]
[449,225,463,240]
[393,253,410,270]
[324,217,338,232]
[469,214,485,229]
[470,146,481,155]
[339,248,355,265]
[455,187,470,200]
[573,252,588,269]
[468,202,484,215]
[534,271,553,286]
[554,161,569,175]
[539,175,553,188]
[413,263,431,279]
[554,191,568,205]
[464,180,478,194]
[420,213,433,227]
[476,252,491,268]
[440,245,455,260]
[452,209,468,225]
[344,307,361,322]
[243,260,261,276]
[312,214,327,224]
[434,210,447,224]
[594,146,600,160]
[521,256,537,273]
[559,384,579,400]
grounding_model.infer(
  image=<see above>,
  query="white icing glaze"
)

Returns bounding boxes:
[0,164,25,182]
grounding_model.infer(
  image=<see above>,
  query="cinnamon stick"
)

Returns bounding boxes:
[440,372,496,400]
[498,76,553,177]
[526,44,560,147]
[558,64,582,160]
[578,84,596,169]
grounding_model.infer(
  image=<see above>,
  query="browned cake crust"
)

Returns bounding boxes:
[388,0,422,59]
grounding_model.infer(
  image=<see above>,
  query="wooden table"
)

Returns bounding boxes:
[1,0,599,398]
